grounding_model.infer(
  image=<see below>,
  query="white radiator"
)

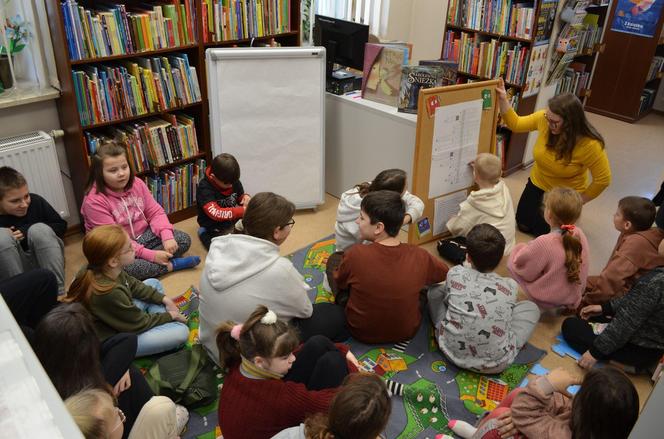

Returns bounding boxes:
[0,131,69,219]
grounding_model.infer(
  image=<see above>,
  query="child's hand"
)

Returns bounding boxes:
[496,78,507,100]
[163,296,179,314]
[495,409,517,439]
[346,350,360,369]
[154,250,173,266]
[240,194,251,206]
[402,214,413,225]
[168,309,187,323]
[578,351,598,370]
[580,304,602,320]
[9,226,23,241]
[163,239,178,254]
[113,370,132,396]
[547,367,582,395]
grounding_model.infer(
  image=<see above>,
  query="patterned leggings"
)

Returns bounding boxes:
[124,229,191,280]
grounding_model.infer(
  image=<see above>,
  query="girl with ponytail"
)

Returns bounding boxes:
[508,187,589,309]
[216,305,359,439]
[65,224,189,356]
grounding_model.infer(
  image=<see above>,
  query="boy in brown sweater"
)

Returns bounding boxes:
[584,196,664,304]
[333,190,448,343]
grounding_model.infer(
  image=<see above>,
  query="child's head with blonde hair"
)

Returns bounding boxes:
[473,153,502,185]
[65,388,123,439]
[544,187,584,283]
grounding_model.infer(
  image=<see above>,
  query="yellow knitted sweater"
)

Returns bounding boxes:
[503,109,611,199]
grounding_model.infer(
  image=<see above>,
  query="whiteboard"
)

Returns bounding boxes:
[206,47,326,208]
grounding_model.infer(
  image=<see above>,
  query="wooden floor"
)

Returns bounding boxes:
[64,111,664,409]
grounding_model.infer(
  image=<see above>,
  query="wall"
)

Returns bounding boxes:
[0,100,80,226]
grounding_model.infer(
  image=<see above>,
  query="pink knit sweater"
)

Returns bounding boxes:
[508,228,589,309]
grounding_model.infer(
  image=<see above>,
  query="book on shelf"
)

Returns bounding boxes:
[72,53,201,126]
[397,66,445,114]
[418,60,459,85]
[556,62,590,96]
[62,0,197,61]
[447,0,536,39]
[143,159,207,214]
[443,32,530,85]
[522,42,550,97]
[361,44,410,107]
[84,112,200,173]
[201,0,292,43]
[535,0,558,42]
[639,88,656,115]
[647,56,664,82]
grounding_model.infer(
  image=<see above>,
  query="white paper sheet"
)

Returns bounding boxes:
[433,190,469,236]
[429,99,483,199]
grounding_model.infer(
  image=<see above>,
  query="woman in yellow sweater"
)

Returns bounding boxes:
[497,78,611,236]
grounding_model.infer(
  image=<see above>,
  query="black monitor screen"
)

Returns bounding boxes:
[313,15,369,73]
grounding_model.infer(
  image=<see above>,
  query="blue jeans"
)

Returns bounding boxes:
[134,279,190,357]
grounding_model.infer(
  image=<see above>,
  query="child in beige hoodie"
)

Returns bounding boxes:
[446,153,516,255]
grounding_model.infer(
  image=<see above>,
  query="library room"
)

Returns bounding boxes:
[1,0,663,437]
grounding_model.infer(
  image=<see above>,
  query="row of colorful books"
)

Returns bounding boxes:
[201,0,291,42]
[575,19,602,54]
[84,113,200,173]
[62,0,197,61]
[444,32,530,85]
[143,159,207,214]
[447,0,535,39]
[72,54,201,127]
[647,56,664,82]
[555,63,590,97]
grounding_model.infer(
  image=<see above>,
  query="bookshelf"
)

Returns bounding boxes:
[584,0,664,121]
[45,0,300,222]
[442,0,559,175]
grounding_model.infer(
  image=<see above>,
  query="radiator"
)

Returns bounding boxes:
[0,131,69,219]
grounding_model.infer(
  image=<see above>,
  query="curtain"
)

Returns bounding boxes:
[315,0,388,38]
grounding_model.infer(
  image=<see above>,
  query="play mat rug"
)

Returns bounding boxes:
[137,236,546,439]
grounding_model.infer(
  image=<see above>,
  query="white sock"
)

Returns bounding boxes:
[448,419,477,438]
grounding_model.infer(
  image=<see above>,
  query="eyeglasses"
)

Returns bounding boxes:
[110,408,126,433]
[283,219,295,228]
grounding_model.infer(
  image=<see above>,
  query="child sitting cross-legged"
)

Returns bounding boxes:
[217,305,359,439]
[65,224,189,357]
[271,373,391,439]
[428,224,540,374]
[583,196,664,305]
[508,187,589,310]
[444,367,639,439]
[332,190,449,344]
[196,152,251,249]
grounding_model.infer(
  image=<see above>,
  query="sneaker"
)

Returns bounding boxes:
[175,404,189,435]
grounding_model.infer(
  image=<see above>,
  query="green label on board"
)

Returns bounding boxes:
[482,89,492,109]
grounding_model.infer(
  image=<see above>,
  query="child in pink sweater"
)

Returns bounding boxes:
[508,187,589,309]
[445,367,638,439]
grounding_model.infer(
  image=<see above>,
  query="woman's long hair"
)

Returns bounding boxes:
[546,93,604,163]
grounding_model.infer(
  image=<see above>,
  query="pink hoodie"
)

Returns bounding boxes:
[508,228,589,309]
[81,179,174,263]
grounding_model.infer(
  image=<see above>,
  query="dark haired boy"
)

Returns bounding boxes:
[428,224,539,373]
[196,153,250,249]
[333,190,449,343]
[584,196,664,304]
[0,167,67,293]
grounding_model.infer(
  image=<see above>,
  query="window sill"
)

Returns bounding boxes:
[0,85,60,110]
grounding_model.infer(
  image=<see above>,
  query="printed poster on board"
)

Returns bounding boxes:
[610,0,664,38]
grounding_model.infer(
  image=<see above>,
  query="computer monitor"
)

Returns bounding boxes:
[313,15,369,78]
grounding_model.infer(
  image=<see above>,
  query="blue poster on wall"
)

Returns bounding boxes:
[611,0,664,37]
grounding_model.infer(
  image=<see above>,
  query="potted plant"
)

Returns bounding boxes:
[0,14,31,90]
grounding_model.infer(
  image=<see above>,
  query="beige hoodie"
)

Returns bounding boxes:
[446,179,516,255]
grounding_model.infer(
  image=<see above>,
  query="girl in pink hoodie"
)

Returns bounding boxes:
[81,142,199,280]
[508,187,589,310]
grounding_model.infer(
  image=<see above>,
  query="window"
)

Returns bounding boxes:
[317,0,387,37]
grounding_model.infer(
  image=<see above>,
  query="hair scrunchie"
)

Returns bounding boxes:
[230,324,243,341]
[560,224,576,233]
[260,310,278,325]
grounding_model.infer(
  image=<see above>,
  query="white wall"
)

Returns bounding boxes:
[0,101,80,226]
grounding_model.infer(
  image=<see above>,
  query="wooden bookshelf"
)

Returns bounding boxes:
[585,0,664,121]
[442,0,558,175]
[45,0,300,220]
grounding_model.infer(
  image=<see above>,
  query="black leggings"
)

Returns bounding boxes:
[561,317,664,369]
[292,302,350,343]
[284,335,349,390]
[516,178,550,237]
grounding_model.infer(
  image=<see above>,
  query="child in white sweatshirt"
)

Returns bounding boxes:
[446,153,516,255]
[334,169,424,251]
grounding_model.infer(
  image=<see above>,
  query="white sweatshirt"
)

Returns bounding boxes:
[446,179,516,255]
[199,234,313,363]
[334,188,425,251]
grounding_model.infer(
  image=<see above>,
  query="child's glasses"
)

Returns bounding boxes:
[283,219,295,228]
[110,408,126,433]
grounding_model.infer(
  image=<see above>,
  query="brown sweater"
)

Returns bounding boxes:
[585,228,664,304]
[335,242,448,343]
[510,377,572,438]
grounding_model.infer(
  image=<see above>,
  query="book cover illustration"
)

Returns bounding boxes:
[397,66,444,114]
[611,0,664,38]
[523,43,550,97]
[418,59,459,85]
[362,43,409,107]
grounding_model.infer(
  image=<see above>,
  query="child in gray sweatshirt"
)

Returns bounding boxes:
[428,224,540,373]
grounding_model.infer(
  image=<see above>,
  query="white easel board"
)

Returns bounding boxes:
[206,47,326,208]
